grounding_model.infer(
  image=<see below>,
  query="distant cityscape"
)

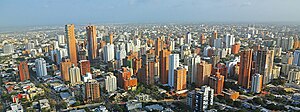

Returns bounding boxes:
[1,23,300,112]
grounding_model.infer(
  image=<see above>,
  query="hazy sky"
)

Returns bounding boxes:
[1,0,300,27]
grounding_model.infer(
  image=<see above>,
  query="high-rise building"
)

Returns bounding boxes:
[293,50,300,66]
[155,37,163,56]
[256,48,274,85]
[117,67,138,91]
[60,58,72,81]
[69,64,81,85]
[186,32,192,44]
[168,54,179,88]
[251,73,263,93]
[195,86,214,112]
[187,90,196,110]
[18,61,30,81]
[225,34,235,48]
[104,72,117,93]
[196,61,212,87]
[109,33,113,44]
[65,24,78,66]
[231,43,240,55]
[86,25,97,61]
[238,49,252,89]
[159,49,171,84]
[208,72,224,95]
[84,79,101,102]
[79,60,91,76]
[103,43,115,63]
[57,35,65,45]
[35,58,47,77]
[188,54,201,84]
[288,69,300,84]
[174,67,187,91]
[3,43,14,54]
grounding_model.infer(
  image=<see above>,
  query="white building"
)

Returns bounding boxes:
[168,54,179,88]
[103,43,115,63]
[82,73,92,82]
[188,54,201,84]
[186,32,192,44]
[105,72,117,92]
[195,86,214,112]
[288,69,300,85]
[3,43,14,54]
[69,64,81,85]
[225,34,235,48]
[35,58,47,77]
[251,73,263,93]
[57,35,65,45]
[293,50,300,66]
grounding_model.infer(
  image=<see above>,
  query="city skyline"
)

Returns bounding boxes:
[1,0,300,28]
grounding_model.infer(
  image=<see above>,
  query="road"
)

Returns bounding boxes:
[61,102,104,111]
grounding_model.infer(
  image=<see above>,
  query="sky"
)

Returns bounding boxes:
[0,0,300,27]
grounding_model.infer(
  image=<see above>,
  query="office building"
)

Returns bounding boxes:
[35,58,47,77]
[65,24,78,66]
[18,61,30,81]
[238,49,252,89]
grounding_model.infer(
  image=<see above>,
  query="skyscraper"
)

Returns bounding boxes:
[35,58,47,77]
[159,49,171,84]
[117,67,138,91]
[69,64,81,85]
[174,67,187,91]
[186,32,192,44]
[79,60,91,76]
[238,49,252,89]
[188,54,201,84]
[209,72,224,95]
[155,37,163,56]
[255,48,274,85]
[105,72,117,93]
[60,58,72,82]
[293,50,300,66]
[65,24,78,66]
[195,86,214,112]
[18,61,30,81]
[103,43,115,63]
[251,73,263,93]
[84,79,101,103]
[86,25,97,61]
[109,33,113,44]
[168,54,179,88]
[196,61,212,87]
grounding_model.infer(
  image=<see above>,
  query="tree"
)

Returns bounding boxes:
[253,97,264,105]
